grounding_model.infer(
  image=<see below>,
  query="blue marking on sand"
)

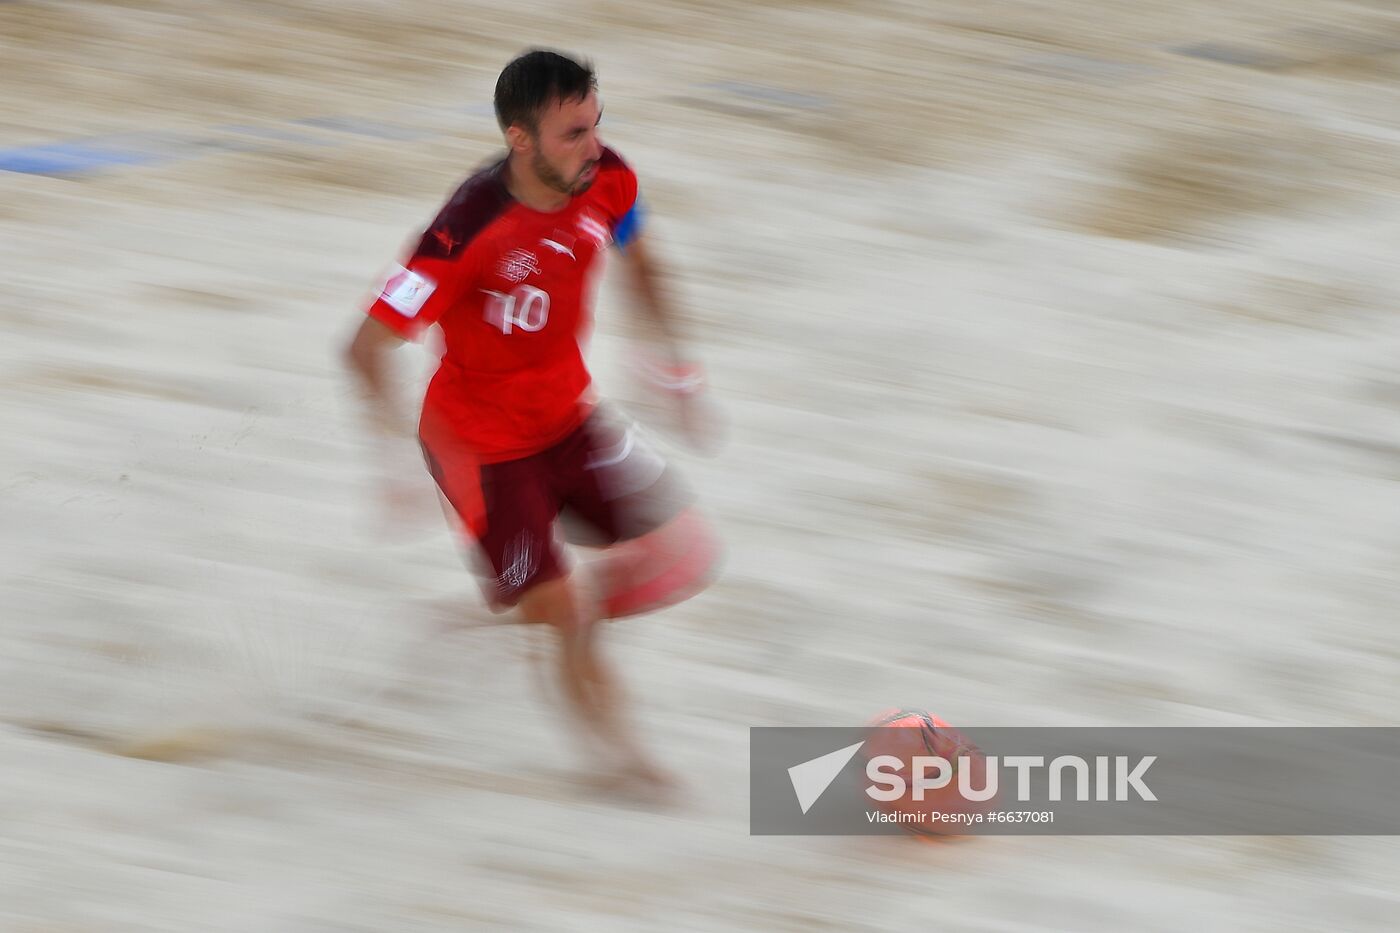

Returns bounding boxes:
[0,129,267,176]
[1169,42,1297,69]
[0,141,169,176]
[0,116,428,176]
[0,101,566,177]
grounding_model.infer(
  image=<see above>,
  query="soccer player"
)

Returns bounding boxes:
[345,50,719,793]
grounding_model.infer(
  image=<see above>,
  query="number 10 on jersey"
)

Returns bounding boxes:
[483,285,550,334]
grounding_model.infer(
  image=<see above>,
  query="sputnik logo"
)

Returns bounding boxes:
[787,741,865,814]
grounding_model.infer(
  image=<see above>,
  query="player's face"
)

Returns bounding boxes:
[529,91,604,196]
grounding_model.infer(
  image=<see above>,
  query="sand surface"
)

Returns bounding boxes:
[4,0,1400,929]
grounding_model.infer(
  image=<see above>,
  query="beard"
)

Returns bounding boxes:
[533,149,597,195]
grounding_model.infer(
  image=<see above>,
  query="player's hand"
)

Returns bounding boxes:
[365,437,441,541]
[634,355,725,456]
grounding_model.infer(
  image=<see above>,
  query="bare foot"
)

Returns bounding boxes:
[590,760,682,807]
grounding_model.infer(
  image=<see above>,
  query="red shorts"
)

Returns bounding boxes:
[421,408,688,609]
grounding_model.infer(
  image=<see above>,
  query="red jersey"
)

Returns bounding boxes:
[367,147,640,462]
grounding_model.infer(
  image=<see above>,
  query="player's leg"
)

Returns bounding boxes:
[591,505,720,619]
[557,409,720,620]
[422,426,665,787]
[514,575,669,789]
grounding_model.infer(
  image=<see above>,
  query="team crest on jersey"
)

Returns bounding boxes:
[576,209,612,249]
[498,248,542,284]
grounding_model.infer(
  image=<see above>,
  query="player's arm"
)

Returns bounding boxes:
[614,224,720,452]
[343,251,457,531]
[344,316,415,440]
[615,231,691,367]
[346,244,458,440]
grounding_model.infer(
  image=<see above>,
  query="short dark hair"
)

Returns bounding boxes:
[493,49,597,133]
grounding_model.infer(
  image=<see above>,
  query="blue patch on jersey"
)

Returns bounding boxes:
[614,200,645,249]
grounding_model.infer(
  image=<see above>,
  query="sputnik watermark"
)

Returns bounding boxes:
[787,741,865,814]
[864,754,1157,803]
[786,746,1156,815]
[752,727,1400,835]
[867,809,1056,826]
